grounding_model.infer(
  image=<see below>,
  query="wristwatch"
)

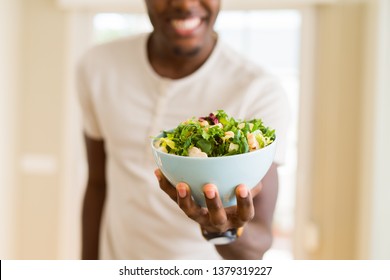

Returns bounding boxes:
[201,227,244,245]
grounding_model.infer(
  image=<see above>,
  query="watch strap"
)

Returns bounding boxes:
[201,227,244,245]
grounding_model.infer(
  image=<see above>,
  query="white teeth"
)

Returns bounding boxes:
[171,17,201,31]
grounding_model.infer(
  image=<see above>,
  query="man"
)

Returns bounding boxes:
[78,0,289,260]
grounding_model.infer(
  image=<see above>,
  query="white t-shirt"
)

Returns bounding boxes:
[77,33,290,259]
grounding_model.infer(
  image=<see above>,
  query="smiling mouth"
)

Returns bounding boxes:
[170,17,202,35]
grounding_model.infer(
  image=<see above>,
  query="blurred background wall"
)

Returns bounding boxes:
[0,0,389,260]
[0,0,21,260]
[1,0,68,259]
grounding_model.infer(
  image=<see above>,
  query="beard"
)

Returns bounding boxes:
[172,45,202,57]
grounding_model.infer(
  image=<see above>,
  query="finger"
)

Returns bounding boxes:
[155,169,177,202]
[203,184,227,229]
[176,183,204,222]
[236,184,255,223]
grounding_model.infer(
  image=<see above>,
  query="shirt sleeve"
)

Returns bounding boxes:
[76,55,104,140]
[244,74,291,166]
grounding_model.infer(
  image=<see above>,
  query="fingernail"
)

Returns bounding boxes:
[238,186,248,198]
[204,186,216,199]
[154,170,162,181]
[176,184,187,198]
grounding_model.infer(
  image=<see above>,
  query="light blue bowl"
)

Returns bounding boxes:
[151,134,276,207]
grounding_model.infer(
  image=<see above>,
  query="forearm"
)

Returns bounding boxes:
[81,183,106,260]
[215,223,273,260]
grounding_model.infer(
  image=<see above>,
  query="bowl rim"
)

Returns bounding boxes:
[150,133,277,160]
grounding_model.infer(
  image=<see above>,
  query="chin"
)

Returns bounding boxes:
[170,35,212,57]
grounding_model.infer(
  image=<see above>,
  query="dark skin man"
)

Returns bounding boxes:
[82,0,279,260]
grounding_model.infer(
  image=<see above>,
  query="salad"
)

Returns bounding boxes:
[154,110,275,157]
